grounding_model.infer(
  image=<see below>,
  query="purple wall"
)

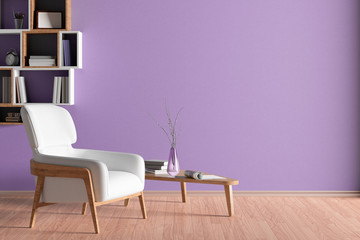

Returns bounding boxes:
[0,0,359,191]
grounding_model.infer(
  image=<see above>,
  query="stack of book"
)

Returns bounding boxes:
[145,160,168,174]
[5,113,21,123]
[53,76,69,104]
[29,56,56,67]
[2,77,11,103]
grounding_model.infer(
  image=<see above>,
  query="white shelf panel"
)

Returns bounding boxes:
[11,69,74,106]
[0,66,20,69]
[59,31,83,69]
[0,30,27,34]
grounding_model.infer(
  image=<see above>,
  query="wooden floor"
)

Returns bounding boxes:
[1,193,360,240]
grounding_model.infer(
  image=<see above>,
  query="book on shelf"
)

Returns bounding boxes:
[145,159,168,166]
[145,168,168,175]
[61,77,68,103]
[1,77,6,103]
[5,117,21,122]
[19,77,27,103]
[29,59,56,63]
[56,77,62,103]
[53,76,69,104]
[15,77,27,103]
[2,77,11,103]
[29,64,56,67]
[52,77,59,103]
[30,56,55,59]
[15,77,20,103]
[29,56,56,66]
[29,62,56,67]
[53,77,62,103]
[63,40,71,66]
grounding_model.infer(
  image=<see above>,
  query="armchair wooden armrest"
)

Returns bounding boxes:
[30,159,147,234]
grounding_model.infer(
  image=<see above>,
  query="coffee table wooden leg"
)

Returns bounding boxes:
[124,198,129,207]
[224,185,234,216]
[181,182,187,203]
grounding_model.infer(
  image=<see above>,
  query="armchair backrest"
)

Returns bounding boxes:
[21,104,77,154]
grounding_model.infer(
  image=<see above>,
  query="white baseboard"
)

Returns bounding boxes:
[0,191,33,196]
[1,190,360,197]
[233,191,360,197]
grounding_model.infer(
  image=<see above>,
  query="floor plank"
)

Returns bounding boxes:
[1,193,360,239]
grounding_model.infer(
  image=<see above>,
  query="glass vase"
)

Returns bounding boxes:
[14,19,23,29]
[167,146,180,176]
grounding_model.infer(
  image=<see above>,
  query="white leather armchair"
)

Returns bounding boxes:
[21,104,147,234]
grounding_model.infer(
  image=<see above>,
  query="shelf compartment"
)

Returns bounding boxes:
[0,106,22,124]
[0,69,12,104]
[0,33,21,67]
[0,0,29,30]
[13,68,74,105]
[30,0,70,30]
[22,31,59,67]
[60,31,82,69]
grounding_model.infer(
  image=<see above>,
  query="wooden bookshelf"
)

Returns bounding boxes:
[30,0,71,31]
[22,31,59,68]
[0,0,81,125]
[0,122,23,125]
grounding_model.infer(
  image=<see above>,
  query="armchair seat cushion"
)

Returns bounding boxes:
[107,171,143,201]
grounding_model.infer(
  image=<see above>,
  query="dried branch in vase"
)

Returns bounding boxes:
[150,103,184,148]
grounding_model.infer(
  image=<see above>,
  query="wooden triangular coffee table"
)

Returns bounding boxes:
[145,170,239,216]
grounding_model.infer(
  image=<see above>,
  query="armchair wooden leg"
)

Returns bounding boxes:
[124,198,130,207]
[82,202,87,215]
[30,176,45,228]
[138,192,147,219]
[83,177,100,234]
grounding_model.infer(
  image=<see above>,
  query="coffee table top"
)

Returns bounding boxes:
[145,170,239,185]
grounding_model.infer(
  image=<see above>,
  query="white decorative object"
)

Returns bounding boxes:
[37,11,62,29]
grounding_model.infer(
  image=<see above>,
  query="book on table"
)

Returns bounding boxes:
[145,160,169,174]
[145,159,168,166]
[145,168,168,175]
[145,165,167,170]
